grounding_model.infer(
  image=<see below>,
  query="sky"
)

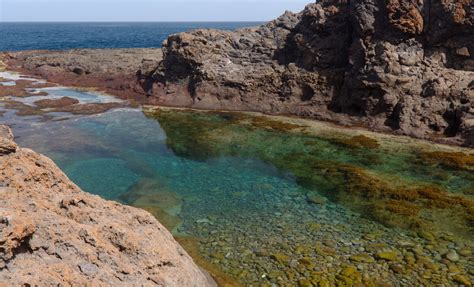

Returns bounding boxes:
[0,0,309,22]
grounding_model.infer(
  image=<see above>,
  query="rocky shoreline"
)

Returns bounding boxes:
[0,125,214,286]
[1,0,473,285]
[2,0,473,147]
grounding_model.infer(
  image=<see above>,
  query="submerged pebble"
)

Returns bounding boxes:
[2,100,473,286]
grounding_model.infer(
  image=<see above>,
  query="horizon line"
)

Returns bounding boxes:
[0,20,268,23]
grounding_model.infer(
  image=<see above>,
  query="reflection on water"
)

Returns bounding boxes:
[1,84,473,286]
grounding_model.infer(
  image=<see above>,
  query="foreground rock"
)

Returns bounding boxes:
[3,0,473,147]
[0,125,212,286]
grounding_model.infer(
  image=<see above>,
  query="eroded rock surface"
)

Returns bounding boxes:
[147,0,473,146]
[3,0,473,146]
[0,125,212,286]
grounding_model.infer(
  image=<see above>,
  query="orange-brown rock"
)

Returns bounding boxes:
[387,0,424,34]
[0,125,214,286]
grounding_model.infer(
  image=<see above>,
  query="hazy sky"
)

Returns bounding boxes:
[0,0,309,22]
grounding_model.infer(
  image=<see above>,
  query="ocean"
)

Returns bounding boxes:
[0,22,263,51]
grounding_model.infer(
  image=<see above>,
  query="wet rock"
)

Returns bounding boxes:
[389,264,405,274]
[52,102,123,115]
[3,49,163,104]
[444,250,460,262]
[418,231,436,242]
[34,96,79,108]
[376,251,399,262]
[452,274,472,286]
[270,253,290,265]
[458,248,471,257]
[350,253,375,263]
[196,218,212,224]
[306,192,328,205]
[298,278,313,287]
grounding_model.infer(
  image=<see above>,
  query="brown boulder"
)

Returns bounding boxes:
[34,96,80,108]
[0,125,213,286]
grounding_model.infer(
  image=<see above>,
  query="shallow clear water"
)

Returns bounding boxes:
[1,83,473,286]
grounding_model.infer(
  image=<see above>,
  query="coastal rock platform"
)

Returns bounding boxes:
[4,0,472,147]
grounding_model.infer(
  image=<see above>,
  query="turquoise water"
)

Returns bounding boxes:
[10,108,299,204]
[1,83,473,286]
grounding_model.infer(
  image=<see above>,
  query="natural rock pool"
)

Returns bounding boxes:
[1,73,473,286]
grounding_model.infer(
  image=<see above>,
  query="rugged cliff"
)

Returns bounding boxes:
[143,0,473,146]
[3,0,473,146]
[0,125,212,286]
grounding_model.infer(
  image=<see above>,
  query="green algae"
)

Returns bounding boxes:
[417,150,474,170]
[7,99,474,286]
[332,134,380,149]
[147,108,474,239]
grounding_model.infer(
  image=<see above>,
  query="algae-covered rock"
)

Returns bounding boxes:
[376,251,399,262]
[270,253,290,265]
[306,192,328,205]
[336,135,380,149]
[350,253,375,263]
[452,274,472,286]
[418,151,474,170]
[298,278,313,287]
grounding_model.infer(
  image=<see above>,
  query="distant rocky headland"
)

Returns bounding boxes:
[2,0,473,147]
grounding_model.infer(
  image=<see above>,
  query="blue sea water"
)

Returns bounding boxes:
[0,22,263,51]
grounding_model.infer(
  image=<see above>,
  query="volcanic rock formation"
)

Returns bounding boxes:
[3,0,473,146]
[143,0,474,146]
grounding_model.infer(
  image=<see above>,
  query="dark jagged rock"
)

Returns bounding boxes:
[3,0,473,146]
[143,0,473,146]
